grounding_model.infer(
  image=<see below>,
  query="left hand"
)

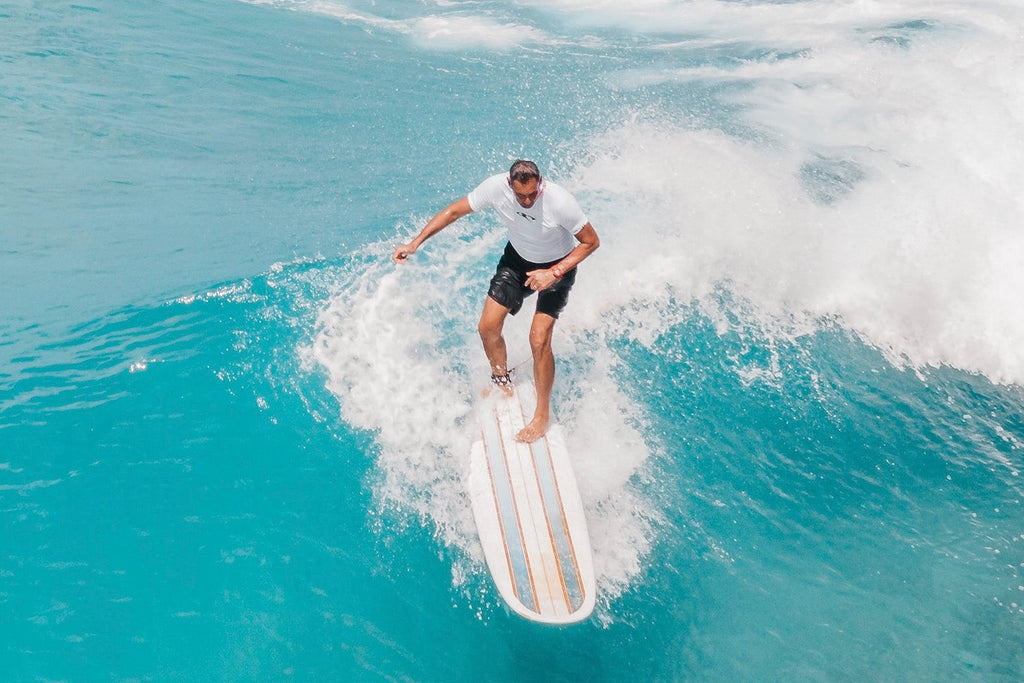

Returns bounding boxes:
[524,268,560,292]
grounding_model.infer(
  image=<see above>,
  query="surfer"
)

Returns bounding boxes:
[392,159,600,443]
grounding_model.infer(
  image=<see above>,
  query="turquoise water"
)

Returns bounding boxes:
[3,0,1024,680]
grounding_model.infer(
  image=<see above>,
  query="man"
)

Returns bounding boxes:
[392,159,600,443]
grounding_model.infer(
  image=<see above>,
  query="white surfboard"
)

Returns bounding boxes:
[468,382,596,624]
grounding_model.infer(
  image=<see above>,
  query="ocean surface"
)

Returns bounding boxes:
[3,0,1024,679]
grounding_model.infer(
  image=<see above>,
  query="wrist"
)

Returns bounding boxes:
[551,265,564,279]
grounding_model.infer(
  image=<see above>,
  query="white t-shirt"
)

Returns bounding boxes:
[467,174,588,263]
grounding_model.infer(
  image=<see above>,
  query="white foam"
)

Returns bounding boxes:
[408,15,549,51]
[248,0,552,50]
[306,220,658,612]
[306,257,477,544]
[523,0,1015,46]
[559,4,1024,385]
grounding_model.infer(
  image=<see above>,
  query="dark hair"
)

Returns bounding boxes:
[509,159,541,184]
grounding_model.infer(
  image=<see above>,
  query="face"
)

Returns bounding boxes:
[509,177,541,208]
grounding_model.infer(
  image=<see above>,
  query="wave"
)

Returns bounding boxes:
[292,0,1024,624]
[244,0,1024,385]
[559,2,1024,385]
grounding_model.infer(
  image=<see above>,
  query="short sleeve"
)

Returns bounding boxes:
[550,185,588,235]
[467,174,507,212]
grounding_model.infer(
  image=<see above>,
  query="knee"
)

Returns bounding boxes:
[478,318,500,343]
[529,327,553,355]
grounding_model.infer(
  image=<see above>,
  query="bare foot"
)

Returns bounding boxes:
[516,414,549,443]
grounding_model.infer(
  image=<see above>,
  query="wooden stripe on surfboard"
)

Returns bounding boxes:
[530,430,586,609]
[480,407,536,610]
[496,395,559,615]
[479,427,522,608]
[514,395,586,612]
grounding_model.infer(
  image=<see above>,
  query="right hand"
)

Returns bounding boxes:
[391,243,416,263]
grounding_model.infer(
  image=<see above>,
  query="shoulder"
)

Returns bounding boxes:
[543,181,582,207]
[468,173,510,210]
[543,180,585,214]
[541,181,587,233]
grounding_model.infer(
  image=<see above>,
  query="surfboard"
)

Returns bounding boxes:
[468,382,596,624]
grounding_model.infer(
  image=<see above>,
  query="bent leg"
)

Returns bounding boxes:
[517,312,556,443]
[478,296,511,392]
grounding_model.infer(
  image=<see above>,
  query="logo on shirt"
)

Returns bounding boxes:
[515,211,536,221]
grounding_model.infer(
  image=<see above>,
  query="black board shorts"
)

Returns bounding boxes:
[487,242,577,318]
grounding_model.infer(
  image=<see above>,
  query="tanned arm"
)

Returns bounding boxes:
[392,197,474,263]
